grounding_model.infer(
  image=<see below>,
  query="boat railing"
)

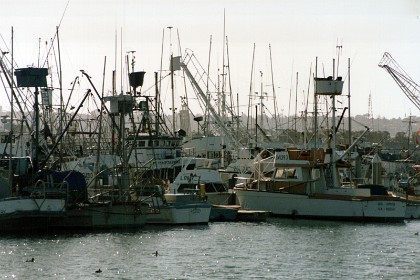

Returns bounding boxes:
[286,148,326,164]
[30,179,68,198]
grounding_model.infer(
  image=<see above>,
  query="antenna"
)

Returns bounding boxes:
[368,92,373,129]
[167,26,173,54]
[127,50,136,72]
[336,39,343,77]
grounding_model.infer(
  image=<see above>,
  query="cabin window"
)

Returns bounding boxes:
[205,183,227,192]
[275,168,297,179]
[147,141,153,147]
[178,184,197,192]
[186,164,196,170]
[138,141,145,147]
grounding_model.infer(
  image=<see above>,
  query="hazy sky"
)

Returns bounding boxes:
[0,0,419,125]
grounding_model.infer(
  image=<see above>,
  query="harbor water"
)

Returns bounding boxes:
[1,219,419,279]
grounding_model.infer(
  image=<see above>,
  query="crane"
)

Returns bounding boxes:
[378,52,420,111]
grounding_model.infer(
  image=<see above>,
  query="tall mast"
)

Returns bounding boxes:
[114,29,117,95]
[94,56,106,189]
[159,28,165,110]
[295,72,298,133]
[120,27,123,94]
[347,58,351,149]
[246,43,255,145]
[314,57,318,151]
[287,63,294,133]
[269,44,278,131]
[112,30,117,155]
[168,26,176,135]
[9,27,14,195]
[221,9,226,119]
[304,64,312,149]
[57,26,64,162]
[259,71,263,127]
[226,36,234,128]
[155,72,160,135]
[205,35,212,137]
[331,59,337,187]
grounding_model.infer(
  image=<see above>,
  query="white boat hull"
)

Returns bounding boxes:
[164,192,233,205]
[0,197,66,232]
[52,202,148,230]
[406,202,420,219]
[236,189,406,222]
[146,202,211,224]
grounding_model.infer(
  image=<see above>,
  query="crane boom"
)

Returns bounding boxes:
[378,52,420,110]
[180,56,245,150]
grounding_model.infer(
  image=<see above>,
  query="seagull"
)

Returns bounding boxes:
[95,269,102,273]
[155,251,159,257]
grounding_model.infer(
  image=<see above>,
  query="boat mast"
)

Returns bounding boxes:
[314,57,318,156]
[226,36,235,131]
[168,26,176,135]
[159,28,165,124]
[259,71,263,127]
[155,72,160,135]
[304,64,312,150]
[287,64,293,134]
[295,72,298,134]
[221,9,226,120]
[331,59,338,187]
[112,30,117,155]
[120,27,123,94]
[269,44,279,132]
[246,43,255,146]
[347,58,351,152]
[205,35,212,137]
[93,56,106,189]
[56,26,64,161]
[9,27,14,195]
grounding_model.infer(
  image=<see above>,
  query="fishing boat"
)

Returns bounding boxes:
[166,158,234,204]
[48,168,148,230]
[50,70,153,230]
[0,165,67,232]
[235,74,407,222]
[51,202,148,230]
[0,66,69,233]
[130,184,211,224]
[235,148,406,222]
[165,157,238,221]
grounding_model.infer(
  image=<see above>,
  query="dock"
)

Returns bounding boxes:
[210,205,271,222]
[236,209,271,222]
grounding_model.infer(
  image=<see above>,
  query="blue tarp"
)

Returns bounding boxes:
[35,170,87,190]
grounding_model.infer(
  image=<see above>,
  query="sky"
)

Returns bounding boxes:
[0,0,419,124]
